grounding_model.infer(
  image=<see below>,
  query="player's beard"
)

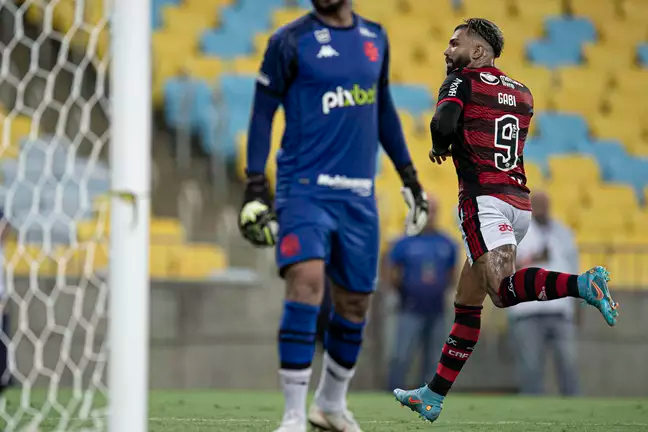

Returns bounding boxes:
[311,0,346,15]
[446,54,470,75]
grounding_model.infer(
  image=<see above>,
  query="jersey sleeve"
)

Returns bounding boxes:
[257,31,298,98]
[377,29,413,170]
[436,71,471,109]
[379,29,390,89]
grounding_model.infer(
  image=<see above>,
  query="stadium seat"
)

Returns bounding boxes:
[217,74,256,150]
[552,87,603,121]
[606,158,648,198]
[588,184,639,214]
[77,217,185,244]
[526,40,582,68]
[535,113,589,151]
[548,154,600,187]
[152,0,181,29]
[177,243,228,278]
[588,115,646,156]
[0,116,36,159]
[632,211,648,235]
[163,78,213,131]
[545,16,597,47]
[184,0,233,14]
[612,70,648,98]
[231,55,264,75]
[597,19,648,46]
[184,56,225,82]
[638,44,648,66]
[200,28,255,59]
[162,5,218,39]
[152,31,199,105]
[510,0,563,20]
[568,0,624,26]
[354,0,396,21]
[558,67,611,95]
[390,85,434,117]
[271,8,309,28]
[582,42,636,71]
[524,162,546,190]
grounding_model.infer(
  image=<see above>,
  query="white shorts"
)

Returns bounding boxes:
[458,195,532,265]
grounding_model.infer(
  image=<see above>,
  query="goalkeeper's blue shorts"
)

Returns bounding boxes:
[275,196,379,294]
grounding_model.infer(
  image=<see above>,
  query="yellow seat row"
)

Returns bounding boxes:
[76,216,187,244]
[3,240,228,280]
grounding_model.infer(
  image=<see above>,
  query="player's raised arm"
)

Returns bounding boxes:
[377,31,429,236]
[429,71,470,161]
[239,32,296,247]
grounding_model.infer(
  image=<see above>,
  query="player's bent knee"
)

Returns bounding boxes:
[284,260,325,306]
[331,287,371,324]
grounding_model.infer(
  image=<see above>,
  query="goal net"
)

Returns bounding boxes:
[0,0,149,430]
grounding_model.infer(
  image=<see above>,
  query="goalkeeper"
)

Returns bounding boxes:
[238,1,428,430]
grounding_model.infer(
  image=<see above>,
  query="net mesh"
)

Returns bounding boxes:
[0,0,112,430]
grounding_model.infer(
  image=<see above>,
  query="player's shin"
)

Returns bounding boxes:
[279,301,320,421]
[498,268,580,306]
[314,312,364,412]
[427,304,481,397]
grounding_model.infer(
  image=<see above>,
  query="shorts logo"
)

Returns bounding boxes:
[364,41,379,62]
[280,234,301,258]
[498,223,513,232]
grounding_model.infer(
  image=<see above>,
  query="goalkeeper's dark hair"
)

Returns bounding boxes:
[455,18,504,58]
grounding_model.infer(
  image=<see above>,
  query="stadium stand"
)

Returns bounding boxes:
[14,0,648,285]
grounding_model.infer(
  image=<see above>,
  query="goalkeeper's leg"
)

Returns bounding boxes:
[275,261,325,432]
[309,202,378,432]
[274,199,336,432]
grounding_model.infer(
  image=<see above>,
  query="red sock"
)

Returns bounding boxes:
[499,268,580,307]
[427,304,481,396]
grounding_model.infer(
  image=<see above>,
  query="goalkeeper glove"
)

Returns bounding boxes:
[398,164,429,236]
[239,173,278,247]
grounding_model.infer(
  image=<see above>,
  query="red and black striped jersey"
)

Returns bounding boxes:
[436,66,534,211]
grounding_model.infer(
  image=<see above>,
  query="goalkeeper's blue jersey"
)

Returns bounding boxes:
[256,13,388,206]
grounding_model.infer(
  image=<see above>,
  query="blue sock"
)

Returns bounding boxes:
[324,312,365,370]
[279,301,319,370]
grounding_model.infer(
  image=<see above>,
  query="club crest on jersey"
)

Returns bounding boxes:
[364,41,379,62]
[480,72,500,85]
[314,28,331,44]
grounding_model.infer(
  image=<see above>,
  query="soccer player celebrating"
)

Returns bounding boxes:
[238,1,429,431]
[393,18,619,423]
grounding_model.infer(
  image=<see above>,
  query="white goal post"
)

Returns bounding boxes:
[109,0,151,431]
[0,0,151,430]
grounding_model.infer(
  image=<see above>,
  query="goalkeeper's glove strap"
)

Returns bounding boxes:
[243,171,272,207]
[397,163,423,198]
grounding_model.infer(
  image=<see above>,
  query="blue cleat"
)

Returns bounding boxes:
[393,386,444,423]
[577,266,619,326]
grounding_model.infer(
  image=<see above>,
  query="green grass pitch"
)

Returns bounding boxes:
[2,390,648,431]
[146,391,648,431]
